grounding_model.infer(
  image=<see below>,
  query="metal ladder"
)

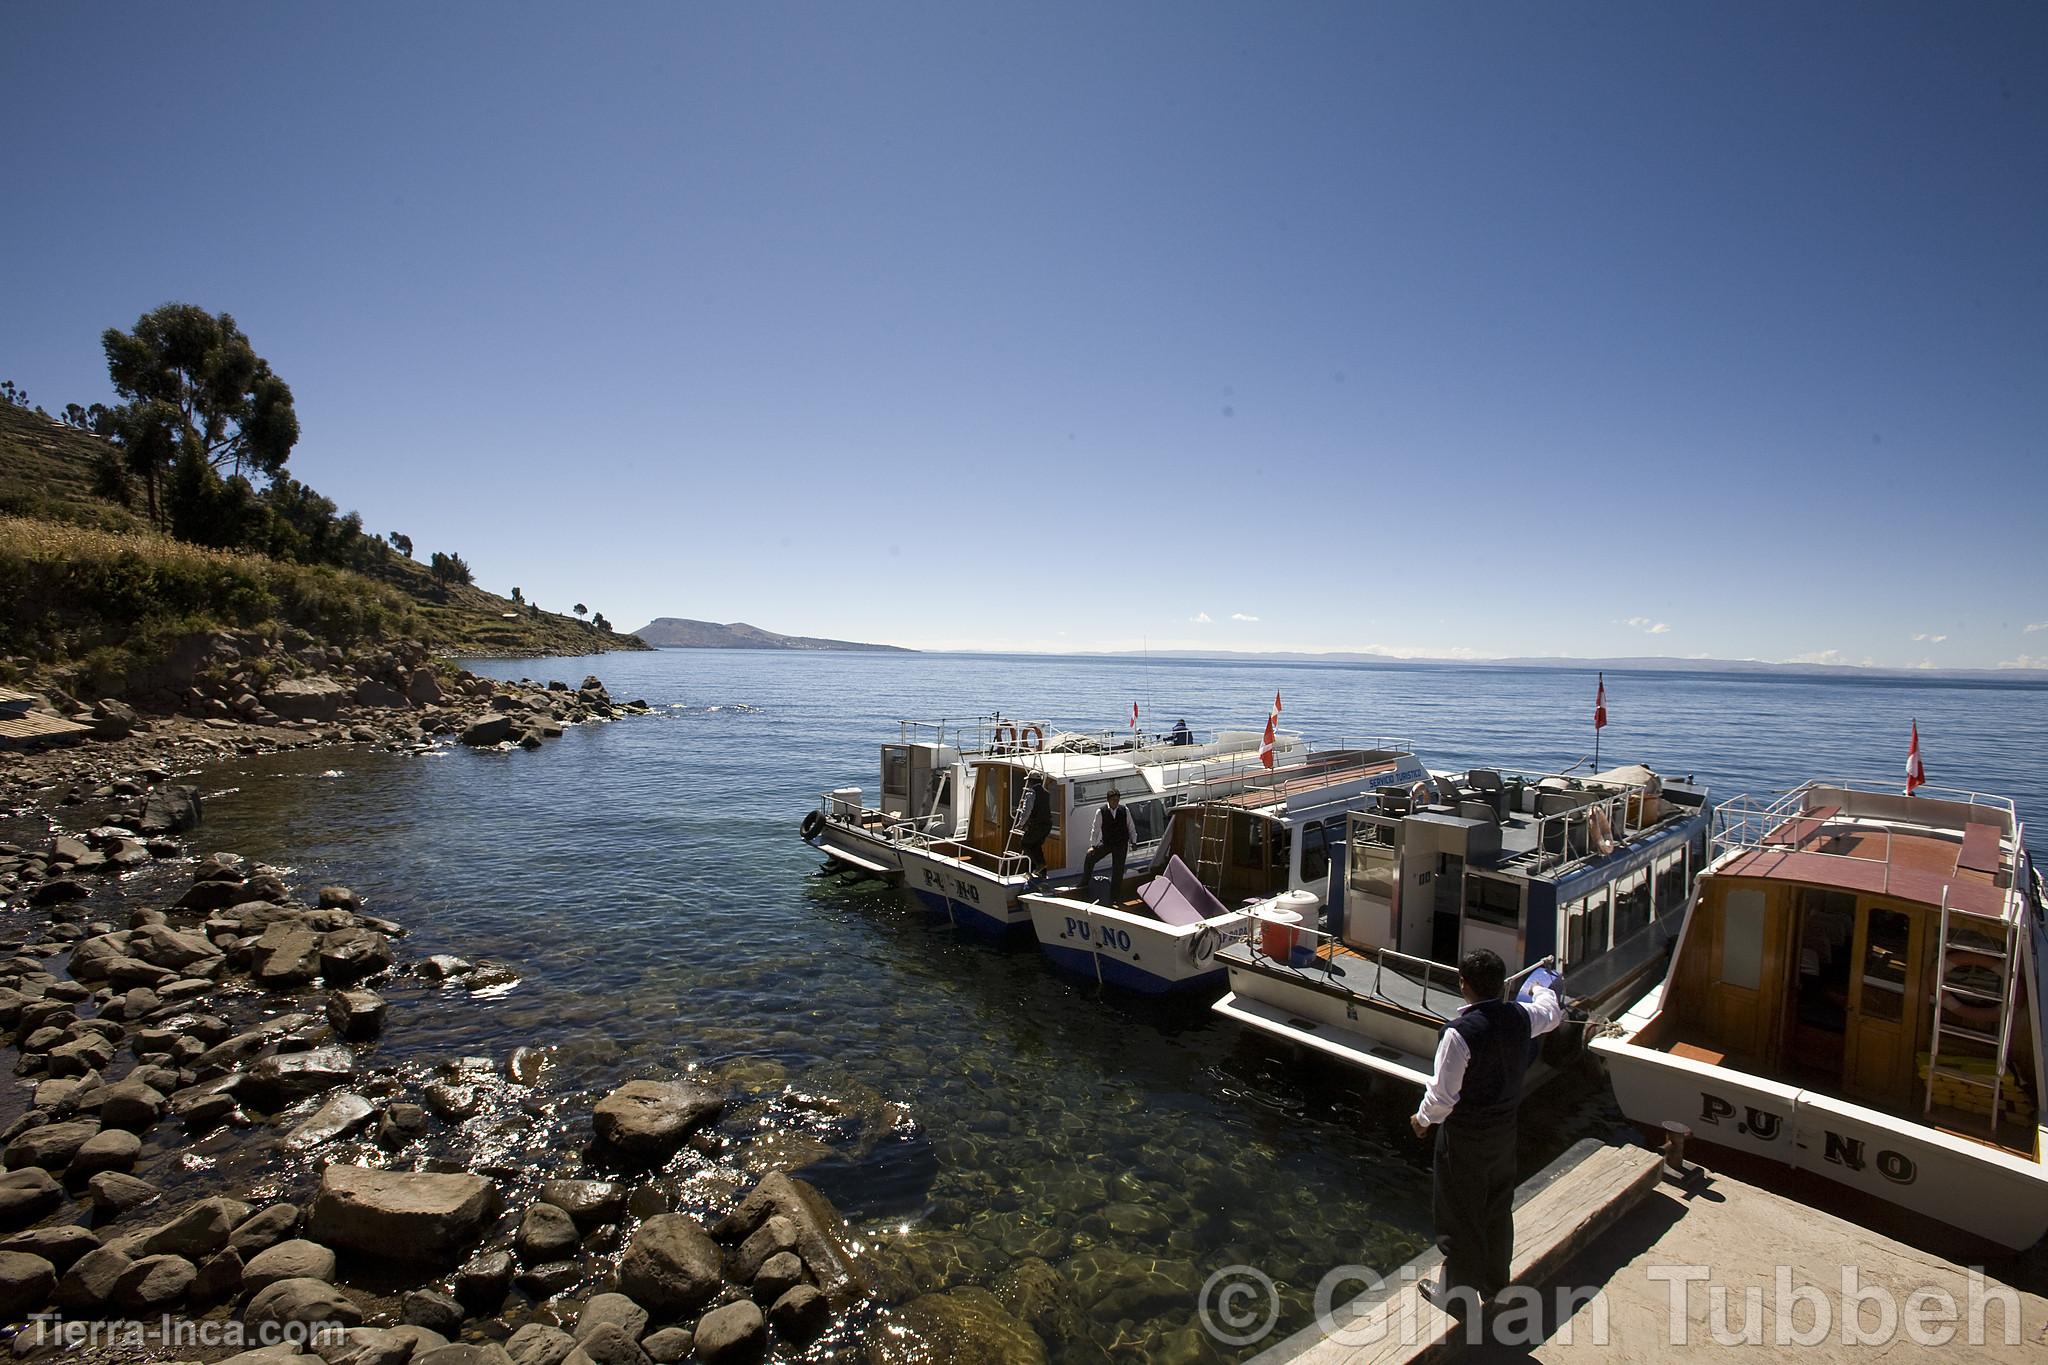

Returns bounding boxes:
[1195,805,1229,888]
[922,772,950,833]
[1923,889,2019,1131]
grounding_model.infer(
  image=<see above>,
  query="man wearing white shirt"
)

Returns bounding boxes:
[1409,950,1565,1315]
[1079,788,1136,904]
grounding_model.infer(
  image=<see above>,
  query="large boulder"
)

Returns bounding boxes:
[537,1180,627,1231]
[406,669,445,706]
[505,1323,575,1365]
[308,1166,501,1264]
[243,1275,363,1331]
[459,714,513,747]
[283,1093,375,1151]
[0,1250,57,1319]
[356,679,408,709]
[246,1046,357,1106]
[114,1252,197,1310]
[714,1172,866,1308]
[0,1168,64,1228]
[122,1196,246,1260]
[263,678,347,723]
[242,1239,338,1293]
[592,1080,722,1159]
[691,1300,765,1365]
[137,784,203,836]
[616,1214,721,1316]
[4,1119,101,1172]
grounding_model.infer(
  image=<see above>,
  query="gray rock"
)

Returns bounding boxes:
[308,1165,501,1264]
[357,679,407,709]
[505,1323,576,1365]
[96,1078,168,1131]
[377,1102,430,1148]
[0,1223,99,1272]
[752,1250,803,1302]
[285,1093,376,1151]
[513,1259,582,1300]
[537,1180,628,1230]
[317,1325,443,1365]
[638,1329,692,1365]
[263,679,347,723]
[517,1203,580,1264]
[88,1170,161,1216]
[0,1249,57,1319]
[591,1080,722,1159]
[321,931,394,986]
[124,1196,246,1259]
[231,1203,303,1255]
[130,923,223,971]
[253,928,324,987]
[114,1252,197,1309]
[247,1045,357,1105]
[459,715,513,746]
[574,1292,649,1343]
[406,670,445,706]
[56,1244,132,1309]
[571,1323,649,1365]
[0,1167,64,1227]
[401,1287,465,1335]
[414,1347,514,1365]
[137,784,203,835]
[767,1284,830,1343]
[4,1118,100,1171]
[191,1245,244,1306]
[691,1300,765,1365]
[713,1171,866,1308]
[70,1126,142,1177]
[616,1214,721,1316]
[243,1275,363,1331]
[243,1238,337,1292]
[729,1215,798,1284]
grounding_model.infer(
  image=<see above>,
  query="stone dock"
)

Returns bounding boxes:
[1256,1137,2048,1362]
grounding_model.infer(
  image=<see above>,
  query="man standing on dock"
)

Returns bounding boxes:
[1410,950,1564,1317]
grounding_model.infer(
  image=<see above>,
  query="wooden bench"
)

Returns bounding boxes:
[1958,822,2001,877]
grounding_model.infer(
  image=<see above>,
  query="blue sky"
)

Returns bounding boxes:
[3,3,2044,667]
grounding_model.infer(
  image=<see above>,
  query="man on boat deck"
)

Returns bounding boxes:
[1410,950,1564,1316]
[1013,771,1054,888]
[1169,718,1193,746]
[1080,787,1135,904]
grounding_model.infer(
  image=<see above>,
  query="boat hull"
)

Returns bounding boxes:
[1024,893,1248,994]
[897,849,1030,934]
[1593,1035,2048,1251]
[811,820,906,878]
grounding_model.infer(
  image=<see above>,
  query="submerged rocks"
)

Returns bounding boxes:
[308,1165,501,1264]
[137,784,202,835]
[592,1079,723,1159]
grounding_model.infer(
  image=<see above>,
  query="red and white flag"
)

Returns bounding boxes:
[1594,673,1608,731]
[1129,701,1140,733]
[1258,690,1283,769]
[1906,720,1926,795]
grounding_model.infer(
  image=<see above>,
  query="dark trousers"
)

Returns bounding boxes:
[1432,1118,1518,1304]
[1080,844,1128,902]
[1019,836,1049,878]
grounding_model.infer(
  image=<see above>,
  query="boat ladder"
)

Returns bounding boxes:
[1923,889,2019,1132]
[1195,806,1229,889]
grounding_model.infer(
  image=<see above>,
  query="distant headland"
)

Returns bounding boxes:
[631,618,913,652]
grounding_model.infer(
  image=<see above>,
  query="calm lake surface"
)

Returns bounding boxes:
[184,650,2048,1362]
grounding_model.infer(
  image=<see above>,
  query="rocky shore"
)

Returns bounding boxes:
[0,753,880,1365]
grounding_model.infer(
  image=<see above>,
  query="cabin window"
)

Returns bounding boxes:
[1465,874,1520,928]
[1720,888,1766,991]
[1130,800,1167,845]
[1564,900,1586,967]
[1270,826,1292,881]
[1858,907,1911,1023]
[1232,816,1265,869]
[1614,869,1651,940]
[1653,851,1686,919]
[1351,842,1397,905]
[1584,887,1612,960]
[882,748,910,801]
[1301,821,1331,882]
[981,770,1006,829]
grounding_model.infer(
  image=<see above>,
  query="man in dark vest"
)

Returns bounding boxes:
[1079,788,1135,904]
[1409,950,1564,1316]
[1013,771,1054,888]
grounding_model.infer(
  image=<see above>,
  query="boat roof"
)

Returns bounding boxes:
[1712,780,2028,924]
[1203,749,1420,817]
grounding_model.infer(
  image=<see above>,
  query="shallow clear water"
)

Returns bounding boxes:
[166,651,2048,1360]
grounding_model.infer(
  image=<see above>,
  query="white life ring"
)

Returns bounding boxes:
[1189,925,1221,966]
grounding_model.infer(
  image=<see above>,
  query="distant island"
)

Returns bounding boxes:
[1056,647,2048,683]
[631,618,913,652]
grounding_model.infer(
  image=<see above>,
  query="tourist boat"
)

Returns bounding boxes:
[896,727,1319,934]
[1212,763,1712,1086]
[1021,742,1430,992]
[1592,779,2048,1250]
[799,717,1040,879]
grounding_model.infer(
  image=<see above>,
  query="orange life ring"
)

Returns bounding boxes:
[1021,725,1044,752]
[1937,947,2005,1032]
[994,723,1017,749]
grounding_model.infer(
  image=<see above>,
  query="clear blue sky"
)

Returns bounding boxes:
[4,3,2044,667]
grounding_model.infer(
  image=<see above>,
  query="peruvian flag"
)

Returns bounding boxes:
[1906,720,1926,795]
[1594,673,1608,731]
[1258,691,1283,769]
[1129,701,1139,733]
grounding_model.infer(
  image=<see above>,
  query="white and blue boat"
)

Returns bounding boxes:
[1022,743,1430,992]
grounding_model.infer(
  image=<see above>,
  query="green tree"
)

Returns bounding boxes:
[573,603,588,618]
[100,304,300,525]
[388,531,413,558]
[592,612,611,632]
[429,551,473,586]
[511,586,524,604]
[2,380,41,411]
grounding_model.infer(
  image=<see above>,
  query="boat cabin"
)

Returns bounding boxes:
[1336,764,1712,994]
[1641,783,2042,1143]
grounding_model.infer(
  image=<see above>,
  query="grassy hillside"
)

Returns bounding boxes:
[0,402,645,689]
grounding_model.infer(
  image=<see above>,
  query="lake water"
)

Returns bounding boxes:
[179,650,2048,1362]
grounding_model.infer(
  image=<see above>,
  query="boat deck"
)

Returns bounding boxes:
[1220,940,1461,1022]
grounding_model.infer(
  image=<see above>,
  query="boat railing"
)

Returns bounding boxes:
[1515,784,1648,874]
[1714,790,1895,869]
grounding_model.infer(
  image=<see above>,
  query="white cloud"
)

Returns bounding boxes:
[1622,616,1651,628]
[1353,643,1487,660]
[1617,616,1671,635]
[1785,649,1848,665]
[1189,611,1212,624]
[1910,632,1949,643]
[1999,655,2048,671]
[1647,622,1672,635]
[2027,623,2048,634]
[1230,613,1259,622]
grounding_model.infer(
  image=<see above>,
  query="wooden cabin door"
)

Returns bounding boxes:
[1843,902,1925,1108]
